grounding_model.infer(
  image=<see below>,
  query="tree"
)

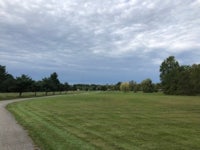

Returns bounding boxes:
[114,82,121,91]
[160,56,180,94]
[129,80,137,92]
[141,78,154,93]
[0,65,6,82]
[42,77,51,96]
[49,72,60,94]
[15,74,33,96]
[120,82,130,92]
[1,74,16,92]
[190,64,200,94]
[31,81,43,96]
[41,72,61,95]
[0,65,9,92]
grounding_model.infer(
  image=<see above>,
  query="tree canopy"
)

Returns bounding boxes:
[160,56,200,95]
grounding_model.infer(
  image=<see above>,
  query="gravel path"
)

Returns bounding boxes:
[0,98,38,150]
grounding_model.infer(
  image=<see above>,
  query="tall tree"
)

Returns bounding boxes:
[42,77,51,96]
[129,80,137,92]
[0,65,7,91]
[0,65,6,82]
[0,65,16,92]
[160,56,180,94]
[190,64,200,94]
[49,72,60,94]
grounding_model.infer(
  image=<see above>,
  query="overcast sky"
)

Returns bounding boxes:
[0,0,200,84]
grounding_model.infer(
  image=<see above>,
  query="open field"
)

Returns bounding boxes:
[7,92,200,150]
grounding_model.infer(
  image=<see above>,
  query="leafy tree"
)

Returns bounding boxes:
[49,72,60,94]
[41,72,61,95]
[114,82,121,91]
[160,56,180,94]
[42,77,51,96]
[15,74,33,96]
[31,81,43,96]
[63,82,70,91]
[190,64,200,94]
[1,74,16,92]
[141,78,154,93]
[0,65,7,82]
[120,82,130,92]
[129,80,137,92]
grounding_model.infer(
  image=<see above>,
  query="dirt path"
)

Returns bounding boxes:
[0,98,38,150]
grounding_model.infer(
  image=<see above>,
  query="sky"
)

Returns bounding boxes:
[0,0,200,84]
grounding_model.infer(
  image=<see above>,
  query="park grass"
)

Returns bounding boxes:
[0,91,70,101]
[7,92,200,150]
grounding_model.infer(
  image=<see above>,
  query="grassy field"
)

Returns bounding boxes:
[0,91,69,101]
[7,92,200,150]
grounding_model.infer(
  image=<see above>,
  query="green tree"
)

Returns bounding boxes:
[120,82,130,92]
[16,74,33,96]
[0,65,8,91]
[190,64,200,94]
[160,56,180,94]
[42,72,61,95]
[0,65,6,82]
[129,80,137,92]
[141,78,154,93]
[31,81,43,96]
[1,74,16,92]
[42,77,51,96]
[49,72,60,94]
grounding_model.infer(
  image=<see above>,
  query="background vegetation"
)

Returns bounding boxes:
[0,56,200,96]
[160,56,200,95]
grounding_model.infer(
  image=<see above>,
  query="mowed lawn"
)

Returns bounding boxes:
[7,92,200,150]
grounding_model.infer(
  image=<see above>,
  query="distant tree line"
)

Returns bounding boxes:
[0,64,161,96]
[0,65,70,96]
[1,55,199,96]
[160,56,200,95]
[119,79,160,93]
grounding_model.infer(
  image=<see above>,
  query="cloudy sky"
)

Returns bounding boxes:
[0,0,200,84]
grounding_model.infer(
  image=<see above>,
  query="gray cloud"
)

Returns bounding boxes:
[0,0,200,83]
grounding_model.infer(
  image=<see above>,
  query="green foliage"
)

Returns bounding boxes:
[120,82,130,92]
[141,78,154,93]
[160,56,180,94]
[16,74,33,96]
[7,92,200,150]
[129,80,138,92]
[0,65,16,92]
[160,56,200,95]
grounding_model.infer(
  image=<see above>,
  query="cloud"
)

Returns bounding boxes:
[0,0,200,83]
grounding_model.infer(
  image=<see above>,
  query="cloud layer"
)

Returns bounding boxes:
[0,0,200,83]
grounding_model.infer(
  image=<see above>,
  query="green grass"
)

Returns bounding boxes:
[7,92,200,150]
[0,91,69,101]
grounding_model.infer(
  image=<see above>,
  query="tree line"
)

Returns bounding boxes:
[0,64,160,95]
[0,66,69,96]
[160,56,200,95]
[1,56,199,96]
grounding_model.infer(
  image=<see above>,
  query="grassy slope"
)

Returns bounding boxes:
[7,92,200,150]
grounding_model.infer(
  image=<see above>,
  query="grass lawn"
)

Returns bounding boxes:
[7,92,200,150]
[0,91,69,101]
